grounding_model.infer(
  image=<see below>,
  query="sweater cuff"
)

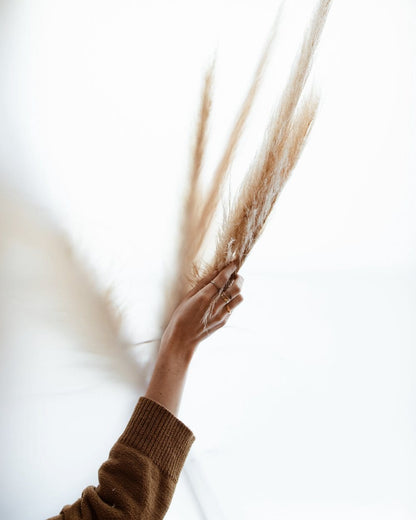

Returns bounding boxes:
[116,396,195,482]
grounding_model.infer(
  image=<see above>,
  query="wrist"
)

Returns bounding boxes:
[146,337,195,416]
[159,332,197,367]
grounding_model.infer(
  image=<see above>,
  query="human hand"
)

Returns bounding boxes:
[160,263,244,361]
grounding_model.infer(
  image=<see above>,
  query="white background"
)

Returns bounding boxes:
[0,1,415,518]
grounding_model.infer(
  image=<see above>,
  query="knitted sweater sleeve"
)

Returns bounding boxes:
[46,396,195,520]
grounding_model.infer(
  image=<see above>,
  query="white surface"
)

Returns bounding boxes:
[0,1,415,518]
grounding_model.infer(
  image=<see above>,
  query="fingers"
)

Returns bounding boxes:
[221,274,244,302]
[201,263,238,300]
[188,262,236,299]
[210,273,243,316]
[187,267,222,298]
[221,293,243,316]
[188,264,243,340]
[212,262,238,289]
[200,292,243,339]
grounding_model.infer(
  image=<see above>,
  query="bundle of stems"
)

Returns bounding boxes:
[161,5,283,329]
[163,0,332,329]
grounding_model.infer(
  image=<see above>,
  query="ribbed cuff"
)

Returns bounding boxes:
[116,396,195,482]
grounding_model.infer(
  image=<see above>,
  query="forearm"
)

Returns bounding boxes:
[48,338,196,519]
[144,336,196,417]
[145,262,241,416]
[48,263,241,519]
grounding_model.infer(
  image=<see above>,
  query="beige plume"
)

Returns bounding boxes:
[161,59,215,330]
[161,5,283,330]
[194,0,332,325]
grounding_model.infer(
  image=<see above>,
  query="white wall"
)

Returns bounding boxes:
[0,1,415,519]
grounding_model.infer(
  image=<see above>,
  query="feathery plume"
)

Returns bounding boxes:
[161,59,215,329]
[192,6,283,269]
[196,0,332,325]
[161,5,283,331]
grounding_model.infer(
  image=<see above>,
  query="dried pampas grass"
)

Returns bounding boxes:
[188,0,332,326]
[161,59,215,330]
[161,7,283,329]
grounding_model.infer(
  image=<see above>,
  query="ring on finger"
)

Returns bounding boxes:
[220,292,231,304]
[210,280,221,291]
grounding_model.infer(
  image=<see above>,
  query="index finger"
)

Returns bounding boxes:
[208,263,238,293]
[187,267,221,298]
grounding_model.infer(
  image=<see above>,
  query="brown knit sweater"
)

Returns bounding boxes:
[47,396,195,520]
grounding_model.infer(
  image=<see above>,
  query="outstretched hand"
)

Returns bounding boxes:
[146,263,244,415]
[160,263,244,360]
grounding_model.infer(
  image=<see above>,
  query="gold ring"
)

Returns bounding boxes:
[226,304,231,314]
[210,280,220,292]
[221,293,231,304]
